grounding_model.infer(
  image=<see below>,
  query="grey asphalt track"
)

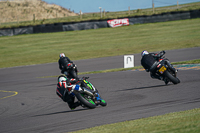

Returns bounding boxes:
[0,47,200,133]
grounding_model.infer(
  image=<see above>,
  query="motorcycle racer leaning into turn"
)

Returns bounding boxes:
[141,50,177,85]
[56,75,81,110]
[56,75,103,110]
[58,53,78,78]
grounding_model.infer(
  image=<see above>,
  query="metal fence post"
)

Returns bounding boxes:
[152,0,155,13]
[33,14,35,23]
[80,10,82,20]
[99,7,102,18]
[177,1,179,9]
[16,7,18,24]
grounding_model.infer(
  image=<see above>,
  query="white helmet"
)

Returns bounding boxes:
[58,76,67,82]
[59,53,65,58]
[58,76,67,88]
[141,50,149,56]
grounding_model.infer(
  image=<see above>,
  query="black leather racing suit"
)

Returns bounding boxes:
[58,57,77,78]
[141,51,175,80]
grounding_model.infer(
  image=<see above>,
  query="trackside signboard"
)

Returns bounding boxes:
[107,18,129,28]
[124,55,134,68]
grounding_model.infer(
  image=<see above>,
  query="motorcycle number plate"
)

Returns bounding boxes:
[159,66,167,74]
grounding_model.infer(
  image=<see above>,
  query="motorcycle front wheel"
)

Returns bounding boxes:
[75,93,96,109]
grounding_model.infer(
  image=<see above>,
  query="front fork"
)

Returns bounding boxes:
[82,87,101,105]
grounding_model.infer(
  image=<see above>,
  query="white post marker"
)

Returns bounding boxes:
[124,55,134,68]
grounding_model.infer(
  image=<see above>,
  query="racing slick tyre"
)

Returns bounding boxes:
[163,71,180,84]
[75,93,96,109]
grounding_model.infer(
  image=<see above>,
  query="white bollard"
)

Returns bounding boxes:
[124,55,134,68]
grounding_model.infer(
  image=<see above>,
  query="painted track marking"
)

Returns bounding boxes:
[0,90,18,100]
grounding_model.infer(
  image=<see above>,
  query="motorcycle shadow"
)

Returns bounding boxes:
[118,84,172,91]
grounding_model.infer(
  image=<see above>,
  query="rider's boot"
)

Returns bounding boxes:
[73,64,78,73]
[64,71,68,77]
[175,69,178,77]
[69,101,81,110]
[164,78,169,85]
[95,93,101,101]
[150,73,163,80]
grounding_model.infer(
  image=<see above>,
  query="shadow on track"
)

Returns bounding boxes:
[116,84,172,92]
[36,83,56,87]
[32,108,89,117]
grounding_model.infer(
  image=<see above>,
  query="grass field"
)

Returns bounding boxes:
[0,18,200,68]
[70,108,200,133]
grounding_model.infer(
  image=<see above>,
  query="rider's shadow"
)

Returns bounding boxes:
[32,108,88,117]
[117,84,171,91]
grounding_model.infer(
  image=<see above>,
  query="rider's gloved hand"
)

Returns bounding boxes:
[157,50,165,58]
[161,50,165,54]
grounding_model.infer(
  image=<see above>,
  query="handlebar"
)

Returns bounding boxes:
[161,50,165,55]
[158,50,166,58]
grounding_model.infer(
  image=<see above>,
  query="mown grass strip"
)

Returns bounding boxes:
[70,108,200,133]
[172,59,200,65]
[38,66,143,78]
[38,59,200,78]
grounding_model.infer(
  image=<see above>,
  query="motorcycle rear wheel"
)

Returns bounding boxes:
[164,71,180,84]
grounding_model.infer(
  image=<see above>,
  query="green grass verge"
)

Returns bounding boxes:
[172,59,200,65]
[38,59,200,78]
[38,66,143,78]
[0,18,200,68]
[70,108,200,133]
[79,59,200,75]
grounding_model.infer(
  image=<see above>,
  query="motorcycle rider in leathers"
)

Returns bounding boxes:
[58,53,78,78]
[141,50,177,85]
[56,75,81,110]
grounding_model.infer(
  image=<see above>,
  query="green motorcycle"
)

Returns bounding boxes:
[72,77,107,109]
